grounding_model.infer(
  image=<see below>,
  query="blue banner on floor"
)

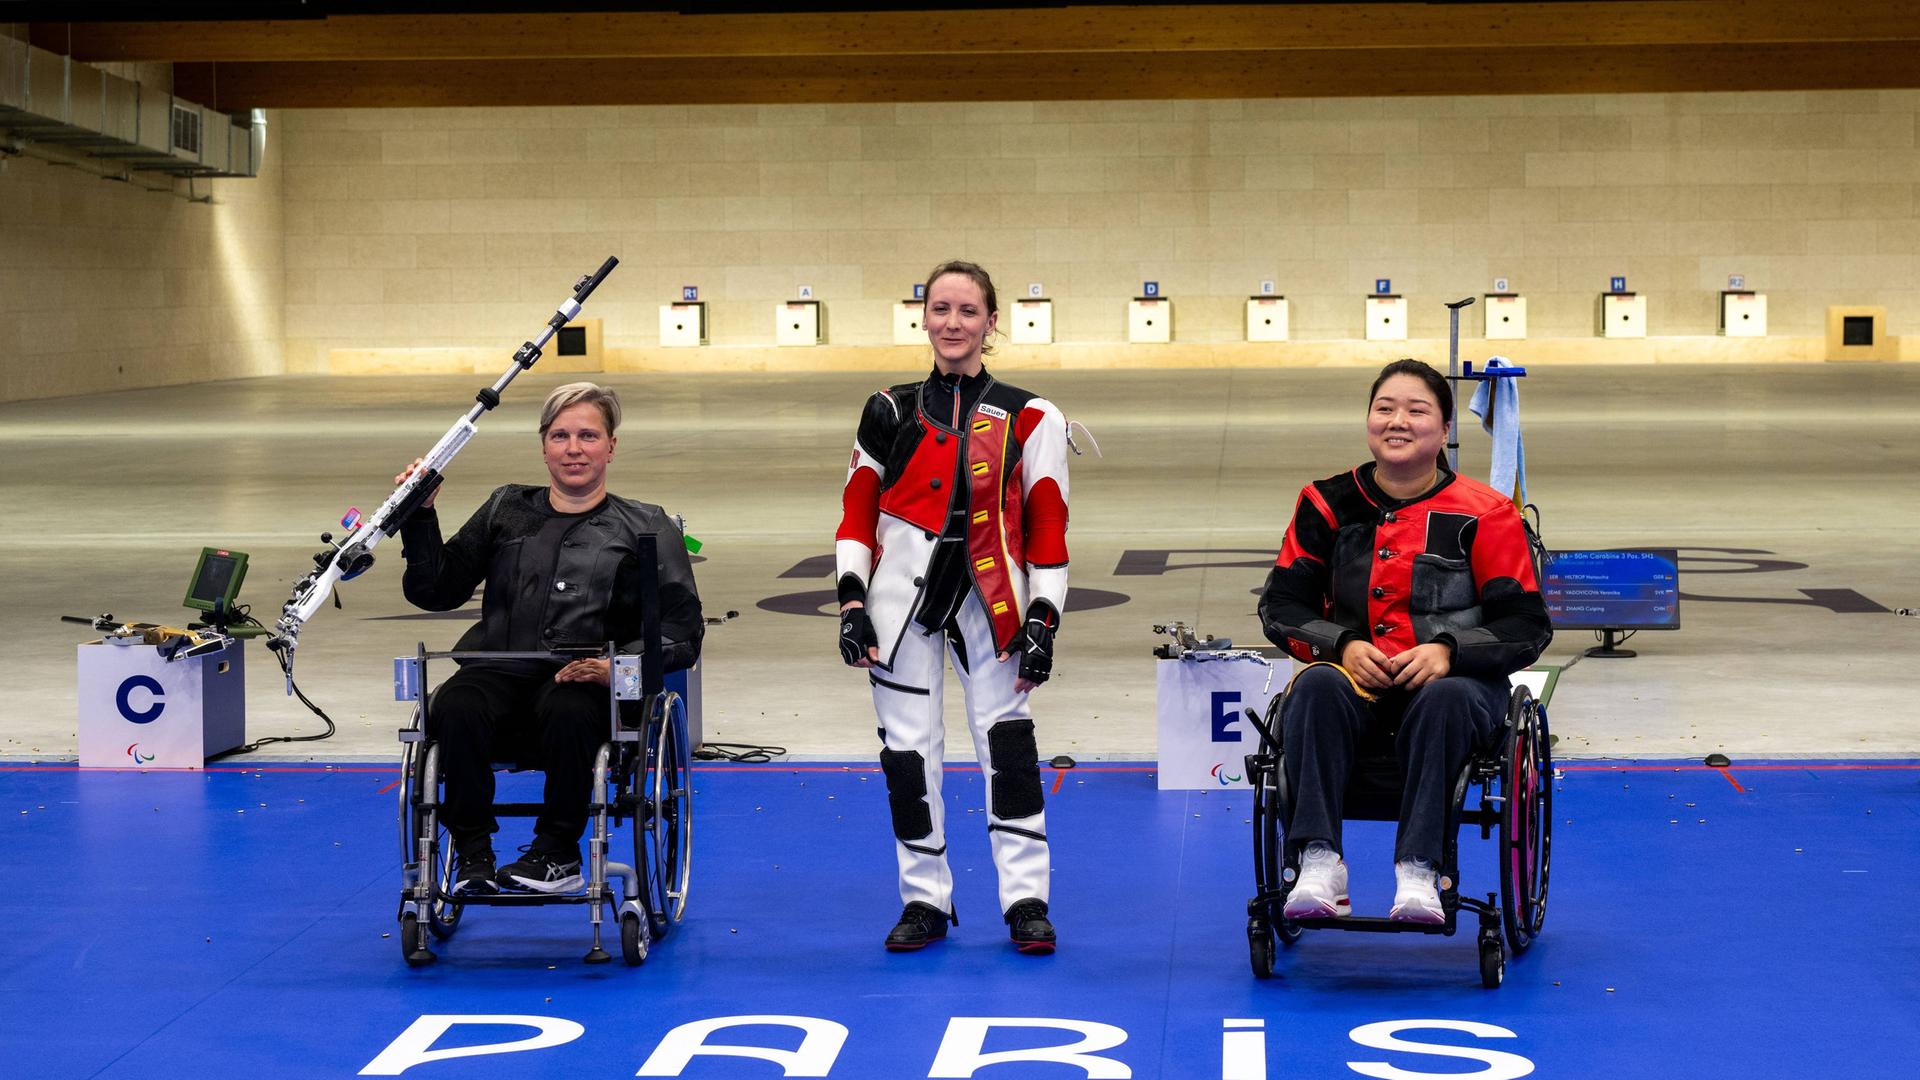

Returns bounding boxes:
[1,760,1915,1078]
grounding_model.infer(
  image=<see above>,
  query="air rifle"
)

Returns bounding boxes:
[60,614,231,661]
[264,257,619,689]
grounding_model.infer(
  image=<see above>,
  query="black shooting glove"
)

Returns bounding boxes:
[838,605,878,666]
[1017,599,1060,685]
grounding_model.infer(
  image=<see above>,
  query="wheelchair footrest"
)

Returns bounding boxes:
[1287,914,1457,936]
[433,890,602,907]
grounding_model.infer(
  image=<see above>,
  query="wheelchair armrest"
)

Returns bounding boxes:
[400,642,643,745]
[428,648,609,662]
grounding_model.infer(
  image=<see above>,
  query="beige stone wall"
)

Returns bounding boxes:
[278,90,1917,370]
[7,87,1914,400]
[0,115,283,402]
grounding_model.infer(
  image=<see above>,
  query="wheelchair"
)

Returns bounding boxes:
[1243,677,1551,987]
[391,642,691,967]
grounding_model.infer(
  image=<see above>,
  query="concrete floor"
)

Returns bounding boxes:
[3,362,1916,761]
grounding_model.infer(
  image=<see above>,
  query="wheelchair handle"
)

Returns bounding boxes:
[1243,707,1280,751]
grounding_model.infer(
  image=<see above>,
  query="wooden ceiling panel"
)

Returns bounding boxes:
[41,3,1920,61]
[35,2,1920,107]
[173,42,1920,110]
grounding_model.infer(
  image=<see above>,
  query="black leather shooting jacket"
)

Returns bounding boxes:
[400,484,702,673]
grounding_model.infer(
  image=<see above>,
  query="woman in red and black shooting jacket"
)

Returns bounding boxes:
[835,260,1071,955]
[1258,359,1550,925]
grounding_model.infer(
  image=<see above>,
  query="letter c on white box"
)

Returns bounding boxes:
[637,1015,849,1077]
[1346,1019,1533,1080]
[360,1014,584,1075]
[930,1017,1131,1079]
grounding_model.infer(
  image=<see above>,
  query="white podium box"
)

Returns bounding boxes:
[1600,292,1646,338]
[1719,291,1766,337]
[78,639,245,769]
[1127,297,1172,343]
[776,300,825,346]
[658,303,708,347]
[1010,299,1053,345]
[1484,294,1526,339]
[891,300,925,345]
[1155,651,1291,790]
[1365,295,1407,341]
[1246,297,1289,342]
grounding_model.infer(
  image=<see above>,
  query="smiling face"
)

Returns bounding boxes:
[542,401,615,498]
[924,272,996,373]
[1366,373,1446,475]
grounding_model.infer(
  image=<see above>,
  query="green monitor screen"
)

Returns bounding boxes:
[184,547,249,614]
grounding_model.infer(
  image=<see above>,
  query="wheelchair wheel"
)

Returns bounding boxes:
[633,692,692,938]
[620,912,648,966]
[400,912,435,967]
[1247,918,1276,980]
[1498,690,1552,954]
[650,692,692,928]
[1477,927,1504,988]
[426,824,464,940]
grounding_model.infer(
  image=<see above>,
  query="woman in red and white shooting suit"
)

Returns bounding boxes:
[1258,359,1551,926]
[835,260,1071,954]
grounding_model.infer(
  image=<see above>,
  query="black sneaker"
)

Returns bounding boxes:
[450,832,497,896]
[498,840,584,894]
[885,902,956,951]
[1005,898,1055,954]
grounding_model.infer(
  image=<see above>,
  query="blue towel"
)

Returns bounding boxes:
[1467,357,1527,505]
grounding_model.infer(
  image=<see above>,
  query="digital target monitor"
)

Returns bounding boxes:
[184,547,250,614]
[1540,549,1679,631]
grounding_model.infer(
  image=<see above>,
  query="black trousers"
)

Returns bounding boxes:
[1280,664,1507,865]
[425,664,611,848]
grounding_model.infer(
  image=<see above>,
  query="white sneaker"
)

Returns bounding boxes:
[1390,857,1445,924]
[1282,841,1351,919]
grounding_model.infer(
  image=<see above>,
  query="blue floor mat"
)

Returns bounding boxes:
[1,759,1915,1079]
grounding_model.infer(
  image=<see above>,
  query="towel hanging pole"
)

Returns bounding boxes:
[1443,296,1476,472]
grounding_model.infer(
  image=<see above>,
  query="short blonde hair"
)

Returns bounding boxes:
[539,382,620,437]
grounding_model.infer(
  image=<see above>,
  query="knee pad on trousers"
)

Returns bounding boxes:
[987,719,1045,820]
[879,747,935,841]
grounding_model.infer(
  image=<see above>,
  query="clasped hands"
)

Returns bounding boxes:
[555,657,610,686]
[1339,639,1451,691]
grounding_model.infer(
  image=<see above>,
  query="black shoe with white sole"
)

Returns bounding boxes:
[497,841,583,894]
[449,830,497,896]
